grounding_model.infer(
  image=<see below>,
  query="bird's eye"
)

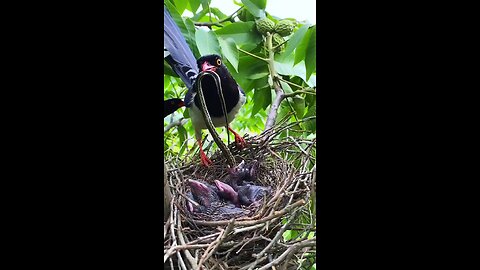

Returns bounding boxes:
[216,59,222,66]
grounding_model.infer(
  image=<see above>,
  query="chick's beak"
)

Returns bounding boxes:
[188,179,208,193]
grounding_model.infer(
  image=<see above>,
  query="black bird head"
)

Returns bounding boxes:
[197,54,225,73]
[237,185,272,206]
[226,161,258,188]
[188,179,219,207]
[163,98,185,118]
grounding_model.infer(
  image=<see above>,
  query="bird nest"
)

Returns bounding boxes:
[164,120,316,270]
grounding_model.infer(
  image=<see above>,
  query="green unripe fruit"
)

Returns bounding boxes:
[238,9,247,21]
[274,20,296,37]
[256,18,275,35]
[271,33,285,52]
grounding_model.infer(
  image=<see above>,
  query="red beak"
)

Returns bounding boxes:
[201,61,217,72]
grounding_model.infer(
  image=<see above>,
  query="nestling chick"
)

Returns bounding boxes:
[187,179,244,216]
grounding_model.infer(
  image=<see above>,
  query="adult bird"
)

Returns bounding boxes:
[164,6,247,166]
[163,98,185,118]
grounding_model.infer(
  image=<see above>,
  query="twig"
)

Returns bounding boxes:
[276,76,309,90]
[282,89,316,99]
[191,199,305,226]
[176,210,198,269]
[233,223,265,234]
[257,238,316,270]
[238,47,268,62]
[251,209,300,266]
[196,219,235,270]
[185,232,221,245]
[164,117,189,133]
[263,33,285,132]
[193,7,243,27]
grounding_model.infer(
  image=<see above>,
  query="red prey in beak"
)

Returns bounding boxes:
[201,61,217,72]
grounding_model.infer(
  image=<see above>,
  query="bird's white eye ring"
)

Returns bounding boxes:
[216,59,222,66]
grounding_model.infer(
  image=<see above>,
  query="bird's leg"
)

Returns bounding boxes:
[197,139,213,166]
[228,127,247,149]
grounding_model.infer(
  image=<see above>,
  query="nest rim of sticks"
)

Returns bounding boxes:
[164,118,316,270]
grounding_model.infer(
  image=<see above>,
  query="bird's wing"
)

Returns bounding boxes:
[238,85,246,96]
[184,86,195,107]
[164,6,198,90]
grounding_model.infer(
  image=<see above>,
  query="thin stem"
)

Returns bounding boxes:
[193,7,243,27]
[164,117,188,133]
[282,90,316,99]
[263,33,285,132]
[238,47,268,62]
[276,76,305,89]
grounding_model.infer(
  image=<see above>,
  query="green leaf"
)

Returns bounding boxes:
[200,0,211,9]
[253,75,269,89]
[305,90,316,107]
[276,101,291,125]
[303,105,316,133]
[241,0,266,18]
[210,7,228,20]
[292,96,305,117]
[174,0,188,14]
[279,81,293,94]
[251,86,269,117]
[238,55,269,76]
[164,77,171,90]
[178,125,187,148]
[294,26,313,65]
[275,53,316,86]
[218,37,239,72]
[184,18,201,58]
[282,230,293,241]
[260,89,272,111]
[164,60,177,77]
[283,24,310,57]
[183,107,190,118]
[215,22,262,50]
[247,72,269,80]
[187,0,201,13]
[225,54,268,93]
[305,26,316,80]
[195,28,221,56]
[191,8,209,21]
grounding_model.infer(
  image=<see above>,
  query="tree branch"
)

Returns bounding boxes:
[263,33,285,132]
[164,117,188,133]
[193,7,243,27]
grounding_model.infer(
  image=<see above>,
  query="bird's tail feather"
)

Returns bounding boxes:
[164,6,198,90]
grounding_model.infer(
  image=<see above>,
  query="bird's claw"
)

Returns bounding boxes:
[200,153,213,167]
[234,134,247,149]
